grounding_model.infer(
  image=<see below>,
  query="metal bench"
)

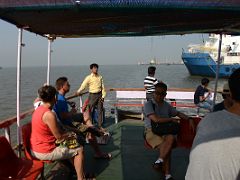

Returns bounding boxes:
[113,88,211,123]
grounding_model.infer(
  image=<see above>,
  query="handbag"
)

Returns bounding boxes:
[150,101,180,136]
[55,132,82,149]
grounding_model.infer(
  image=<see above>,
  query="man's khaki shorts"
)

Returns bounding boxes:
[145,128,164,149]
[31,146,83,161]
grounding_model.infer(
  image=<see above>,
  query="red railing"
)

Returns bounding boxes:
[0,108,34,144]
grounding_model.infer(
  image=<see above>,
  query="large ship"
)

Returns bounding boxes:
[182,34,240,77]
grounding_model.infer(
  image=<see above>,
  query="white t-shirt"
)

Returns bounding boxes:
[186,110,240,180]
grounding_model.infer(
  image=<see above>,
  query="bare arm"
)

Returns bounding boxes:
[176,112,195,132]
[148,113,174,123]
[42,111,65,140]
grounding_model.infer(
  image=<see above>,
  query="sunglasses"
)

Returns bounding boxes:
[155,91,167,96]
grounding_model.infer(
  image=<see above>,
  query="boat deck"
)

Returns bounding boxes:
[45,116,190,180]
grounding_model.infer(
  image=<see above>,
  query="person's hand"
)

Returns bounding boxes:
[70,108,77,114]
[74,92,82,96]
[100,97,104,102]
[171,118,180,123]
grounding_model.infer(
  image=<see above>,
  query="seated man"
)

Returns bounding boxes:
[30,85,84,180]
[213,82,233,112]
[144,82,194,180]
[194,78,213,111]
[54,77,111,159]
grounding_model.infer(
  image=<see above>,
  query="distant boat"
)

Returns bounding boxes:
[138,58,160,65]
[182,34,240,77]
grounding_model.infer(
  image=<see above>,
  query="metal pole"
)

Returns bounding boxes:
[79,96,83,113]
[47,39,52,85]
[213,33,223,107]
[17,28,23,157]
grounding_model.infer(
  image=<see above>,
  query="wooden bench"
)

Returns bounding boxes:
[113,88,213,123]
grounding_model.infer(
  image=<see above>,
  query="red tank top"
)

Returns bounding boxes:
[30,105,56,153]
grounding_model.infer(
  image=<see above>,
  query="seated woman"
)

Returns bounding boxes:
[30,85,84,180]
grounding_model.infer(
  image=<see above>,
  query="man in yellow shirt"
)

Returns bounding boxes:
[76,63,106,130]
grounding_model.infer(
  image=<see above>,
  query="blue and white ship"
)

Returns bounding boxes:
[182,34,240,77]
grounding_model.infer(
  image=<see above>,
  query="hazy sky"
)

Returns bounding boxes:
[0,19,208,67]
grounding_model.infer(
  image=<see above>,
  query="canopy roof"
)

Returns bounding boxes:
[1,0,240,38]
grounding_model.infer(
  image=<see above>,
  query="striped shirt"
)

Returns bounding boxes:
[144,76,158,94]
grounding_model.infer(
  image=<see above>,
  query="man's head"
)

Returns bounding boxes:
[201,78,210,87]
[38,85,57,104]
[90,63,99,74]
[228,68,240,102]
[154,82,167,103]
[148,66,156,76]
[55,77,70,94]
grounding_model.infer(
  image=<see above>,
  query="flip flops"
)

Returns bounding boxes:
[94,153,112,159]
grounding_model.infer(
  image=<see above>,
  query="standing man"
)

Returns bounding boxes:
[186,68,240,180]
[76,63,106,131]
[144,66,158,101]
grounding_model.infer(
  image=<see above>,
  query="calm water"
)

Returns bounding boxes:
[0,64,226,120]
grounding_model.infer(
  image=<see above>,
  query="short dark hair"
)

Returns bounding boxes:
[148,66,156,75]
[90,63,99,69]
[228,68,240,101]
[155,82,167,91]
[38,85,56,103]
[55,77,68,90]
[201,78,210,85]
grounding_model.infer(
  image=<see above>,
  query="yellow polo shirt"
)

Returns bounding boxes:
[77,73,106,98]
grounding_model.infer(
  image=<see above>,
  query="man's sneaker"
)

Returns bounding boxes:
[165,175,174,180]
[152,161,163,171]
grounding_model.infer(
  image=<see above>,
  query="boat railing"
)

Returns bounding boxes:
[0,109,34,144]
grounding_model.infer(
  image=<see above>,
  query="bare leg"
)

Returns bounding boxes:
[159,135,175,160]
[163,152,171,175]
[73,148,84,180]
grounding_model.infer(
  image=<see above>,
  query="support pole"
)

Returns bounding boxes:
[16,28,23,157]
[47,38,53,85]
[79,96,83,113]
[213,33,223,107]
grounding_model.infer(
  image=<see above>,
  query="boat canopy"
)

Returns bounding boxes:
[1,0,240,38]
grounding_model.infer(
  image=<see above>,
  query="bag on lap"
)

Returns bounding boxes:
[151,121,180,136]
[55,132,83,149]
[150,100,180,136]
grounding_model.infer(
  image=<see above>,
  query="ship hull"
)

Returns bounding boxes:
[182,53,240,77]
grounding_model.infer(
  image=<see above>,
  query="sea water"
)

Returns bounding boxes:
[0,65,226,141]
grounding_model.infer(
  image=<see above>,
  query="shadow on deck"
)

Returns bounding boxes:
[46,116,190,180]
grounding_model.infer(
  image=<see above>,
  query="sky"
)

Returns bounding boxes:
[0,19,208,67]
